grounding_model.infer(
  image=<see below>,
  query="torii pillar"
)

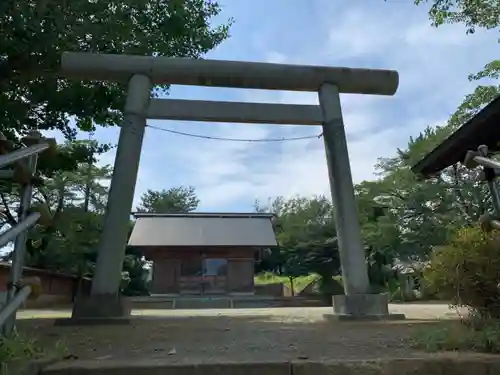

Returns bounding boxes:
[60,52,403,322]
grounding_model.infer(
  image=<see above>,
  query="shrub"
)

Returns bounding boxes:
[254,272,318,294]
[0,333,43,364]
[0,333,67,374]
[419,279,439,301]
[411,320,500,353]
[423,226,500,318]
[390,286,418,302]
[317,275,344,295]
[315,275,344,303]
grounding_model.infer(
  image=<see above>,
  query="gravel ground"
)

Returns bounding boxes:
[17,303,464,320]
[15,304,465,363]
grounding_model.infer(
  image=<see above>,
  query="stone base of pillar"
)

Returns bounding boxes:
[327,294,405,321]
[54,294,131,326]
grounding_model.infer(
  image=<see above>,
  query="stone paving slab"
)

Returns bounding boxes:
[293,356,500,375]
[44,359,291,375]
[43,356,500,375]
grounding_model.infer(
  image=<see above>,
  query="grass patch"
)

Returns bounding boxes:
[254,272,319,294]
[0,333,44,364]
[0,332,67,374]
[410,320,500,353]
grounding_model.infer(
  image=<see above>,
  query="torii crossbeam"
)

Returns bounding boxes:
[60,52,401,322]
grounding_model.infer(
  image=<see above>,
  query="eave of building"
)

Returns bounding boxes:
[411,95,500,178]
[128,213,278,248]
[132,212,276,219]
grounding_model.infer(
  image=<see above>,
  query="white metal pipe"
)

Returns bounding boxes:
[3,154,39,333]
[473,155,500,170]
[61,52,399,96]
[147,99,323,125]
[0,212,41,248]
[491,220,500,230]
[0,285,31,328]
[0,143,49,169]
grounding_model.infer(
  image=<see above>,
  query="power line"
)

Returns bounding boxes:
[147,124,323,143]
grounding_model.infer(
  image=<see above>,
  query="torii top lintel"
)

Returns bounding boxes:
[61,52,399,96]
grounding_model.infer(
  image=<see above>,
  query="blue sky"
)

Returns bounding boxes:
[62,0,499,212]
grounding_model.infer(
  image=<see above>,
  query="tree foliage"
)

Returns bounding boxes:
[0,0,230,296]
[1,148,110,271]
[414,0,500,130]
[359,0,500,262]
[136,186,200,213]
[414,0,500,33]
[424,227,500,318]
[1,0,231,142]
[255,196,341,293]
[1,0,499,303]
[343,0,500,302]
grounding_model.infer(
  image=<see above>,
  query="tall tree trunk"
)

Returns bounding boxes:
[83,136,93,213]
[289,276,295,296]
[74,136,94,301]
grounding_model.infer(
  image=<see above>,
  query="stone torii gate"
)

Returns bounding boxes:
[60,52,400,321]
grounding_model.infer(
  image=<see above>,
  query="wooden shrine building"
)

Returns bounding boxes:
[127,212,277,295]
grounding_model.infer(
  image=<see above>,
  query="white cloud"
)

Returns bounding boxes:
[181,114,443,210]
[265,52,288,64]
[160,2,497,211]
[61,1,495,213]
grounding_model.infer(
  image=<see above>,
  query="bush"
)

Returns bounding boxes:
[313,275,343,304]
[411,320,500,353]
[0,333,43,364]
[419,279,439,301]
[254,272,317,294]
[0,333,67,374]
[423,226,500,318]
[317,275,344,295]
[390,286,418,302]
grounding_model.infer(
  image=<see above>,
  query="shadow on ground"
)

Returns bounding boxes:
[16,313,449,363]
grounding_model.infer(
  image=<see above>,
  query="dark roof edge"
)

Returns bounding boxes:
[411,95,500,178]
[129,244,279,249]
[131,212,276,219]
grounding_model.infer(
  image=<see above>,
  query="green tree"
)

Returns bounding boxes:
[1,0,231,142]
[415,0,499,34]
[136,186,200,213]
[0,146,111,267]
[414,0,500,129]
[360,128,487,261]
[281,246,309,296]
[355,180,400,287]
[1,148,153,297]
[1,0,232,299]
[255,196,341,289]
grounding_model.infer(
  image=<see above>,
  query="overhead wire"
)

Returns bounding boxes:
[146,124,323,143]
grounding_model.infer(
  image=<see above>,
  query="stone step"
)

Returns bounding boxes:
[130,300,175,309]
[41,357,500,375]
[174,297,233,309]
[131,296,329,310]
